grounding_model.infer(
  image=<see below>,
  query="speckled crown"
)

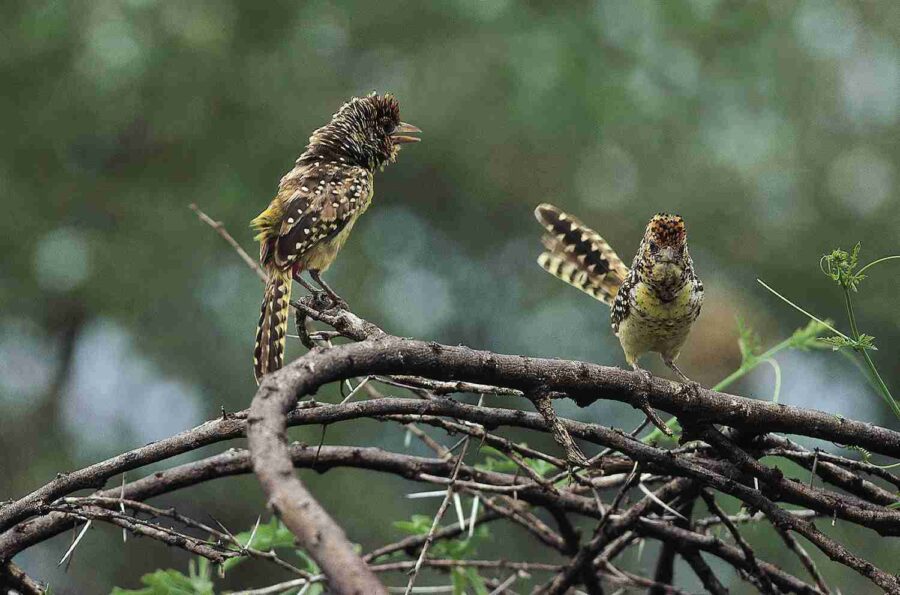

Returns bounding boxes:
[645,214,686,247]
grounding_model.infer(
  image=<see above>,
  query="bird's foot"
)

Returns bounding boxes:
[634,367,653,397]
[632,367,672,437]
[320,290,348,310]
[308,272,348,310]
[677,380,702,401]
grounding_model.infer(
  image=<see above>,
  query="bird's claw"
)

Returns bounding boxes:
[632,368,673,436]
[634,368,653,400]
[677,380,702,400]
[312,291,347,311]
[327,294,349,310]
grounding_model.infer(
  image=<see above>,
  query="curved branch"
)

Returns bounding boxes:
[256,335,900,457]
[4,397,897,563]
[4,443,825,595]
[246,331,900,594]
[636,520,825,595]
[0,412,250,533]
[5,299,899,592]
[0,561,43,595]
[698,425,900,592]
[250,379,391,594]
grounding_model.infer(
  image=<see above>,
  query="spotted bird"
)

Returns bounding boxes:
[534,204,703,390]
[251,93,420,383]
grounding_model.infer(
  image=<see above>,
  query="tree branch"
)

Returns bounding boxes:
[5,294,899,592]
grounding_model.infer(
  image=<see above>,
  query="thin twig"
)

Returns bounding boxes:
[772,523,831,594]
[681,549,729,595]
[700,489,775,594]
[529,390,588,466]
[189,203,266,281]
[404,439,470,595]
[232,576,324,595]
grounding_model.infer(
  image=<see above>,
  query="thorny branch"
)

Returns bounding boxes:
[2,212,899,594]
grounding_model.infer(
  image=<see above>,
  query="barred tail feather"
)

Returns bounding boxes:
[534,203,628,306]
[536,252,610,304]
[254,266,292,383]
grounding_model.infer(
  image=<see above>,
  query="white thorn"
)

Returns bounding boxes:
[468,496,480,538]
[637,482,687,521]
[246,515,262,551]
[406,490,449,499]
[120,473,127,543]
[59,520,92,567]
[452,493,466,531]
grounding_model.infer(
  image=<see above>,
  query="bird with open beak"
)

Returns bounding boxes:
[251,93,420,382]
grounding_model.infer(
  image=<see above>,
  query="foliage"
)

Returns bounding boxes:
[821,243,865,292]
[643,317,829,443]
[111,494,499,593]
[221,517,297,572]
[475,445,555,477]
[760,244,900,420]
[5,0,900,590]
[393,511,491,595]
[110,519,322,595]
[111,559,214,595]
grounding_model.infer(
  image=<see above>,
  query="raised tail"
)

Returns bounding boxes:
[534,203,628,306]
[254,266,292,383]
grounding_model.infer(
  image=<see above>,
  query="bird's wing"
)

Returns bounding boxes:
[273,164,372,268]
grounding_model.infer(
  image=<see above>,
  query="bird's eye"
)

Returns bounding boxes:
[382,118,395,134]
[649,241,659,254]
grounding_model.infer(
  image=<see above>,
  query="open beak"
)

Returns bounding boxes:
[391,122,422,144]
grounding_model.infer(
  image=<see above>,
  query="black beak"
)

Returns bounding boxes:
[390,122,422,144]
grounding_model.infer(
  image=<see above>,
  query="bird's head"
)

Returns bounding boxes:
[638,213,691,285]
[305,93,421,171]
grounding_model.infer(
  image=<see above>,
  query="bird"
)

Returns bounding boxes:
[251,93,421,383]
[534,204,704,399]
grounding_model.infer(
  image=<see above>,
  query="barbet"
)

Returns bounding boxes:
[535,204,704,395]
[252,93,420,382]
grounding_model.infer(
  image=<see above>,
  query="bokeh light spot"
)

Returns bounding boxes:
[793,0,860,60]
[33,227,92,292]
[827,146,895,216]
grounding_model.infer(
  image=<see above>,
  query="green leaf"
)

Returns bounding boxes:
[736,316,762,366]
[855,334,877,350]
[433,537,474,559]
[434,525,491,559]
[527,457,555,477]
[285,551,324,595]
[818,334,877,352]
[222,517,296,572]
[449,566,490,595]
[474,446,519,473]
[465,567,490,595]
[843,444,872,463]
[821,243,865,291]
[451,568,467,595]
[788,319,832,350]
[110,567,214,595]
[476,444,555,477]
[393,514,433,536]
[295,549,322,574]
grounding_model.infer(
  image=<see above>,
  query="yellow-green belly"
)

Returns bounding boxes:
[299,202,370,272]
[616,281,698,366]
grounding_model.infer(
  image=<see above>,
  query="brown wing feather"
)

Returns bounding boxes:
[274,164,371,268]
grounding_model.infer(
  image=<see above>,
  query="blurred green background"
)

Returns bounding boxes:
[2,0,898,592]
